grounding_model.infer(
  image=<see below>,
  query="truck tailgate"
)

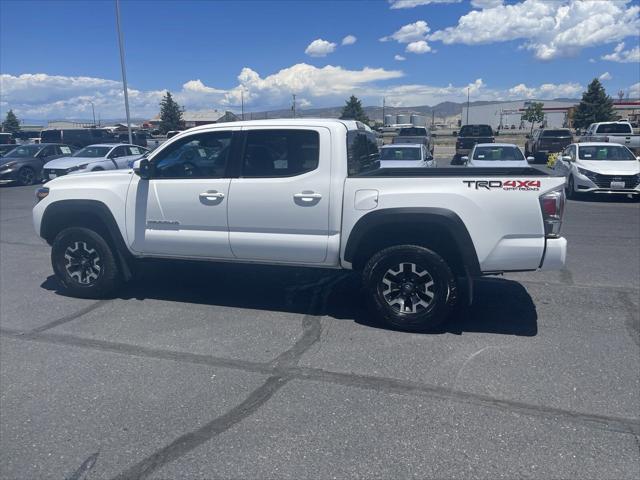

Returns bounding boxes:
[342,168,565,273]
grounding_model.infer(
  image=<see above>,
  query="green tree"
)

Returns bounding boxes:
[2,110,20,135]
[340,95,369,123]
[572,78,615,129]
[159,92,183,134]
[522,102,545,134]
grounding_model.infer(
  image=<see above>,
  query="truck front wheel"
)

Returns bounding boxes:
[363,245,456,331]
[51,227,120,298]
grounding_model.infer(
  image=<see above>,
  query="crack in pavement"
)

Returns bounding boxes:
[110,375,289,480]
[2,327,638,438]
[27,300,110,334]
[108,274,338,479]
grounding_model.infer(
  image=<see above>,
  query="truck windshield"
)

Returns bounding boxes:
[596,123,632,134]
[579,145,635,161]
[4,145,41,157]
[473,146,524,161]
[398,128,427,136]
[73,146,111,158]
[460,125,493,137]
[380,147,421,161]
[542,130,571,137]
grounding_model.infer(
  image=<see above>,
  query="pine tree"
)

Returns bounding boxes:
[522,102,544,134]
[2,110,20,135]
[159,92,183,134]
[572,79,615,129]
[340,95,369,123]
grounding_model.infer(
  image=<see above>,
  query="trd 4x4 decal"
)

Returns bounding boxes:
[463,180,541,191]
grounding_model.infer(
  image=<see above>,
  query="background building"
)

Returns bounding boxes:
[461,100,640,130]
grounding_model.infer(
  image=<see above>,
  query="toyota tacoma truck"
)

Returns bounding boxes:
[33,119,567,331]
[579,121,640,154]
[525,128,573,163]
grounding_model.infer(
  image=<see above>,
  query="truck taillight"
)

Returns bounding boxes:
[539,188,565,238]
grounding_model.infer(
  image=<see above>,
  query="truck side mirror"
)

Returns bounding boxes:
[133,158,152,179]
[562,155,572,162]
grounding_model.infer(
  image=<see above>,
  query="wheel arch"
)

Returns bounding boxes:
[344,207,481,277]
[40,200,133,280]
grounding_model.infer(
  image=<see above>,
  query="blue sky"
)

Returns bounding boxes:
[1,0,639,119]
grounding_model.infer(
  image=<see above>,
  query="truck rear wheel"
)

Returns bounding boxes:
[363,245,456,332]
[51,227,120,298]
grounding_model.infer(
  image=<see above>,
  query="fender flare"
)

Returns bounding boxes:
[41,199,133,280]
[344,207,481,276]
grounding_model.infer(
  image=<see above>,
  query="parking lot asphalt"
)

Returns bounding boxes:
[1,174,639,479]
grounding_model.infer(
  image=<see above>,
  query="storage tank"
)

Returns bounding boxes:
[383,114,393,126]
[396,114,410,125]
[410,114,426,127]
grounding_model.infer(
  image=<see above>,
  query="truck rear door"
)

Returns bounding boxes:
[227,127,331,263]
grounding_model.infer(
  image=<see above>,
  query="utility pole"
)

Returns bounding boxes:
[241,90,245,121]
[431,109,435,128]
[115,0,132,144]
[382,96,386,125]
[292,94,296,119]
[89,101,96,127]
[466,86,470,126]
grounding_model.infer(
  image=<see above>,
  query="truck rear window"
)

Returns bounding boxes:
[542,130,571,137]
[347,131,380,175]
[596,123,632,134]
[459,125,493,137]
[398,127,427,136]
[380,146,421,161]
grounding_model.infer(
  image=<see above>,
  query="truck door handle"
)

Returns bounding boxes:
[293,192,322,201]
[199,190,225,200]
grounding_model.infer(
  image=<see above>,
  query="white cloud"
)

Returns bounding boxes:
[388,0,460,8]
[304,39,337,57]
[601,42,640,63]
[0,70,588,119]
[629,82,640,98]
[471,0,503,8]
[394,55,406,61]
[599,72,612,81]
[341,35,357,46]
[380,20,430,43]
[429,0,640,60]
[406,40,432,54]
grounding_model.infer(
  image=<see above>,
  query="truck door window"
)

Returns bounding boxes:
[241,129,319,177]
[151,131,232,178]
[347,131,380,175]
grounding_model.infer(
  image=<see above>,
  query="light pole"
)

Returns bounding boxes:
[241,89,244,121]
[466,87,470,125]
[115,0,132,144]
[89,101,96,127]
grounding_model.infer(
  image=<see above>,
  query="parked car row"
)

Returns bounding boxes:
[0,143,148,185]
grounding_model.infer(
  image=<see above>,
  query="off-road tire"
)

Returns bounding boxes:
[51,227,120,298]
[363,245,456,332]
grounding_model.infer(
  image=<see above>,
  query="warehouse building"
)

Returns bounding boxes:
[461,100,640,130]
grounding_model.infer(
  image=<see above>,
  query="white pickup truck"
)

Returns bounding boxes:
[33,119,567,331]
[579,121,640,154]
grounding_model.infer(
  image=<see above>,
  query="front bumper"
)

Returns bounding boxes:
[539,237,567,271]
[574,173,640,195]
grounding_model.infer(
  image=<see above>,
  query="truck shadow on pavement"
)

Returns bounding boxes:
[42,262,537,336]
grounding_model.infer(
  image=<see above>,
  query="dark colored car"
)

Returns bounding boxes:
[0,133,14,145]
[0,145,17,157]
[525,128,573,163]
[40,128,116,148]
[0,143,74,186]
[117,131,148,147]
[453,124,494,164]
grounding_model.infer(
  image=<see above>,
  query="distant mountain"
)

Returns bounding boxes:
[247,99,579,123]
